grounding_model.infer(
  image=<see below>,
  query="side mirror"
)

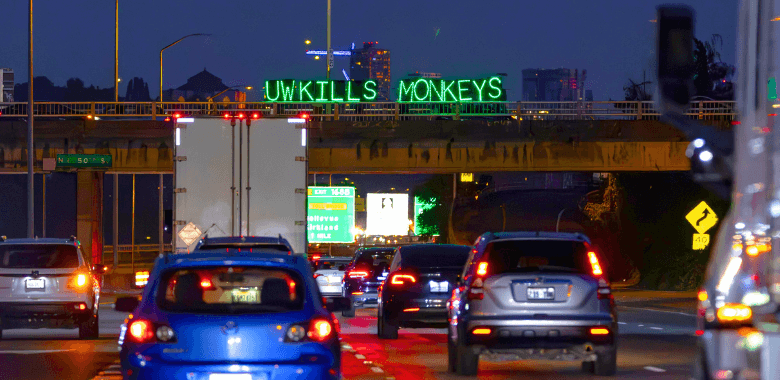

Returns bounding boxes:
[115,296,140,313]
[325,296,351,312]
[656,5,695,115]
[91,264,107,274]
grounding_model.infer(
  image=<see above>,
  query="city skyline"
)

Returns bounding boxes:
[2,0,735,101]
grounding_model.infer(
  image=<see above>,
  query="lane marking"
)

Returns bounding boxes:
[617,322,627,325]
[619,305,695,317]
[644,366,666,373]
[0,349,74,354]
[638,324,644,327]
[371,367,384,373]
[355,354,366,359]
[650,327,663,330]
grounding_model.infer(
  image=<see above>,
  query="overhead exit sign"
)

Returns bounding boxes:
[307,186,355,243]
[56,154,112,168]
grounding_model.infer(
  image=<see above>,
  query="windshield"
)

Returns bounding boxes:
[482,240,590,275]
[0,244,80,269]
[401,245,471,268]
[158,266,304,314]
[355,250,395,267]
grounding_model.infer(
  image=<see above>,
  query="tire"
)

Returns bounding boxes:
[593,346,617,376]
[447,335,458,373]
[455,339,478,376]
[78,311,99,340]
[581,361,595,373]
[377,311,398,339]
[691,346,711,380]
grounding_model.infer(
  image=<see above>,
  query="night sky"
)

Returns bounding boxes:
[3,0,736,101]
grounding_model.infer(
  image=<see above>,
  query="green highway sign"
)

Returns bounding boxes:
[56,154,112,168]
[307,186,356,243]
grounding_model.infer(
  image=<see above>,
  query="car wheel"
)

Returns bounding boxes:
[582,361,595,373]
[593,345,617,376]
[455,339,478,376]
[447,335,458,373]
[79,311,99,340]
[378,311,398,339]
[691,346,711,380]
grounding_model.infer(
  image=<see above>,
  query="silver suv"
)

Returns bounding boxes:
[0,236,105,339]
[447,232,617,376]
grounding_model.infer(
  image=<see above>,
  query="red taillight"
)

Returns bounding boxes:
[128,320,154,343]
[200,278,216,290]
[312,255,321,261]
[590,327,610,335]
[223,112,230,119]
[252,113,260,119]
[347,270,369,279]
[476,262,488,277]
[587,251,603,276]
[308,319,333,341]
[472,328,491,335]
[173,113,181,119]
[390,273,416,286]
[238,113,245,119]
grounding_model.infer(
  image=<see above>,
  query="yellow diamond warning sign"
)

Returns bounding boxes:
[685,201,718,234]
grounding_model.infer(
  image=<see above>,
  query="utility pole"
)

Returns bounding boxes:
[326,0,332,79]
[114,0,119,102]
[27,0,34,238]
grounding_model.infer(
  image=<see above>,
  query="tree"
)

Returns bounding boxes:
[693,35,735,100]
[413,175,453,242]
[124,77,151,101]
[623,78,653,101]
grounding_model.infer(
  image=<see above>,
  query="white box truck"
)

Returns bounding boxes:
[172,116,307,254]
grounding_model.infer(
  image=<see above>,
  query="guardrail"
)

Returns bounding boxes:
[0,101,736,121]
[102,244,173,267]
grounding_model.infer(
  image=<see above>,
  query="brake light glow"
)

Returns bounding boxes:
[472,328,491,335]
[128,320,154,342]
[587,251,603,276]
[347,271,369,279]
[390,273,416,285]
[200,279,214,289]
[403,307,420,312]
[351,291,364,295]
[308,319,333,341]
[590,327,610,335]
[135,271,149,288]
[717,304,752,322]
[476,262,488,276]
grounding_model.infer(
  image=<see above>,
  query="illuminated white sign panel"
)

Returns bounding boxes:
[366,193,409,236]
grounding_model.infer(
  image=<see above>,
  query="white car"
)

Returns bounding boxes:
[313,257,351,297]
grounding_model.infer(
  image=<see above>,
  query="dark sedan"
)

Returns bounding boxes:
[377,244,471,339]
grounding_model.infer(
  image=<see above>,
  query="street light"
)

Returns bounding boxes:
[159,33,211,101]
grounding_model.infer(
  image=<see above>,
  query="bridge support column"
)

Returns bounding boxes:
[76,171,104,265]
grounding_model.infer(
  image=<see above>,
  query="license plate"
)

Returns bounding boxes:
[26,279,45,289]
[527,287,555,300]
[231,289,258,303]
[209,374,253,380]
[430,280,449,293]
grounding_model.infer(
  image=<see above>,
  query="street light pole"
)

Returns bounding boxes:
[114,0,118,102]
[326,0,332,79]
[27,0,34,238]
[159,33,211,101]
[556,208,568,232]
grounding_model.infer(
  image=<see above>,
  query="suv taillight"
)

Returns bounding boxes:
[596,277,613,300]
[347,270,369,279]
[468,277,485,300]
[587,251,603,276]
[67,273,90,291]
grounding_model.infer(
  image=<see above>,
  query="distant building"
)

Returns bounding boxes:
[521,68,587,101]
[407,71,441,79]
[163,69,243,102]
[350,42,391,101]
[1,68,14,102]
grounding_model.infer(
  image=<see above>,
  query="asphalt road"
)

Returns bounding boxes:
[0,292,698,380]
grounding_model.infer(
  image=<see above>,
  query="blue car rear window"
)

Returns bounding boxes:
[157,266,305,314]
[0,244,80,268]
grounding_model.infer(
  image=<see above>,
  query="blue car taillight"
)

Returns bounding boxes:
[285,318,335,343]
[127,319,177,344]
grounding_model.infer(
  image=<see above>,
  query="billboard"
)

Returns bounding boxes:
[413,195,439,235]
[366,193,409,236]
[307,186,355,243]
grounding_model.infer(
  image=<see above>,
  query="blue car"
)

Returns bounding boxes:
[115,248,350,380]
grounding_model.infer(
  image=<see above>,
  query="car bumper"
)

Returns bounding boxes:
[121,361,338,380]
[461,317,617,350]
[318,285,342,297]
[699,329,753,377]
[0,302,94,329]
[391,298,449,325]
[348,292,378,308]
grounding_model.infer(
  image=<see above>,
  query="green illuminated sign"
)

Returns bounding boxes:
[265,80,378,102]
[307,186,356,243]
[397,77,506,103]
[56,154,112,168]
[769,77,778,100]
[414,195,439,235]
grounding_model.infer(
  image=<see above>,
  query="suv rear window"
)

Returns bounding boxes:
[198,244,290,253]
[158,266,304,314]
[401,245,471,268]
[482,240,590,275]
[354,250,395,267]
[0,244,80,268]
